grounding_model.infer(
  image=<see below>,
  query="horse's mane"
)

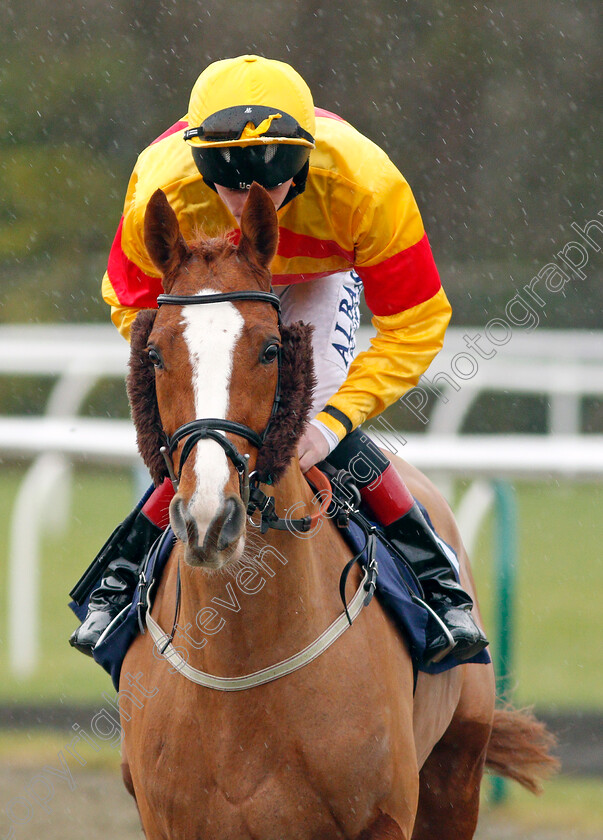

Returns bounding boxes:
[127,309,316,486]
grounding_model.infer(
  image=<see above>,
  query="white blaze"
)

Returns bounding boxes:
[181,290,244,530]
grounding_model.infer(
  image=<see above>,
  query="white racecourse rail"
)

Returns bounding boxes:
[2,324,603,676]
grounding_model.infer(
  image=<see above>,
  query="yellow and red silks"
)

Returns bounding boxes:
[102,108,451,440]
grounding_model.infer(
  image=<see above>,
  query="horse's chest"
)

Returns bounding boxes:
[133,701,398,839]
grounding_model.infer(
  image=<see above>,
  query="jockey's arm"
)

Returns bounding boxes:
[101,270,143,341]
[313,168,451,446]
[314,287,451,442]
[101,127,198,343]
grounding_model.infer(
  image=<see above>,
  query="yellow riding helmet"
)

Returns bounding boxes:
[186,55,315,147]
[184,55,316,191]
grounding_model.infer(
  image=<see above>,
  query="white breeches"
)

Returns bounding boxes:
[275,270,362,418]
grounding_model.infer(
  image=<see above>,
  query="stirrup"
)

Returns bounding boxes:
[411,595,456,664]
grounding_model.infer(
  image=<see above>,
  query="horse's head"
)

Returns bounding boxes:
[127,185,315,569]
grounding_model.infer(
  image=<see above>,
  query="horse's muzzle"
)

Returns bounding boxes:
[170,493,246,568]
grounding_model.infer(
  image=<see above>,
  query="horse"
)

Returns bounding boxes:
[119,183,558,839]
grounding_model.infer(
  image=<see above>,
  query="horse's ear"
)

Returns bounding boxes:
[144,189,190,292]
[238,183,279,277]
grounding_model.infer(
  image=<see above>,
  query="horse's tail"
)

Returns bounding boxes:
[485,706,560,794]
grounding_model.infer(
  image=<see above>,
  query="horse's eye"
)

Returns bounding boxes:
[147,347,163,368]
[260,342,280,365]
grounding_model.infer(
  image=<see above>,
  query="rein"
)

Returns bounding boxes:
[143,473,379,691]
[142,481,379,692]
[247,464,332,534]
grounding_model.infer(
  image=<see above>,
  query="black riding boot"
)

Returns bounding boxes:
[69,512,162,656]
[384,503,488,665]
[327,427,488,666]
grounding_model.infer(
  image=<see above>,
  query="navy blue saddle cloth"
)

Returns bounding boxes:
[71,506,489,691]
[342,514,490,676]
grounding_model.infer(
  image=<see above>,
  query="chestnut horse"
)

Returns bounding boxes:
[119,185,557,839]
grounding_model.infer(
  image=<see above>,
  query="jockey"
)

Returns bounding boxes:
[70,55,487,666]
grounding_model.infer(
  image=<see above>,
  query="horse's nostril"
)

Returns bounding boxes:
[172,492,245,563]
[169,495,189,543]
[217,496,245,551]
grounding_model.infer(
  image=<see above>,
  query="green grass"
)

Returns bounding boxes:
[476,777,603,840]
[469,480,603,709]
[0,465,134,703]
[0,728,121,771]
[479,776,603,836]
[0,465,601,711]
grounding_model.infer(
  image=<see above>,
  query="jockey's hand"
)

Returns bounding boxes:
[298,423,330,473]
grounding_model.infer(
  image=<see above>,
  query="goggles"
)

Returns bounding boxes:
[191,143,311,191]
[183,105,315,148]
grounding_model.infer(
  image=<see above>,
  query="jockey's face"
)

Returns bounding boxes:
[215,179,293,226]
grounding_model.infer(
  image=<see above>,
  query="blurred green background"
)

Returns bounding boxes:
[1,0,601,328]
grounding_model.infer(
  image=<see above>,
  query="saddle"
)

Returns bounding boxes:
[70,470,490,691]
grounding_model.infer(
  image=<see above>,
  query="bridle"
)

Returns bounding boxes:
[156,289,331,530]
[157,289,282,510]
[144,288,380,690]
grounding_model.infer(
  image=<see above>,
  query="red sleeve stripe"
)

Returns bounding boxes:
[105,120,187,309]
[314,107,347,123]
[355,233,441,316]
[277,227,354,262]
[150,119,188,145]
[107,217,164,308]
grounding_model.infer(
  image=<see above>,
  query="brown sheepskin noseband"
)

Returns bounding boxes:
[127,309,168,486]
[126,309,316,487]
[254,320,316,483]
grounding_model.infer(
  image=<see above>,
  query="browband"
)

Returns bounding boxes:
[157,291,281,312]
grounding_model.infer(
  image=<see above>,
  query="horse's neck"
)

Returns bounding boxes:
[174,463,345,671]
